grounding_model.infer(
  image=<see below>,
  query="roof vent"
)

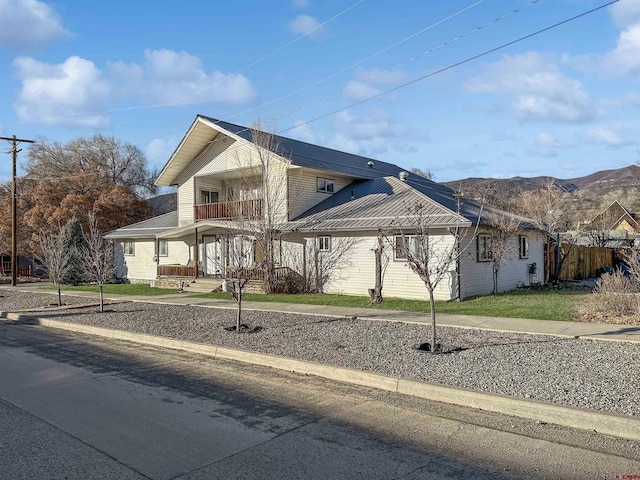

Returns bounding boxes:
[367,160,374,168]
[398,171,409,182]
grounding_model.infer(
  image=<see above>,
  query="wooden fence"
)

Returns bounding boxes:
[546,243,616,280]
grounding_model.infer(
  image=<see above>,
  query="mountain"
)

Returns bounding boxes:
[443,165,640,218]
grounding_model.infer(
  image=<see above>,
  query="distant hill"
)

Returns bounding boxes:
[443,165,640,219]
[146,192,177,216]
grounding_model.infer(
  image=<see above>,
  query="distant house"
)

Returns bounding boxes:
[106,115,544,300]
[580,200,639,248]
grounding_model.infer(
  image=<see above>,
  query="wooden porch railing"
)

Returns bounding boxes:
[195,199,263,221]
[2,262,31,277]
[157,264,197,277]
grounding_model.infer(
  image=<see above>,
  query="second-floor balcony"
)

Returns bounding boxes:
[195,198,263,221]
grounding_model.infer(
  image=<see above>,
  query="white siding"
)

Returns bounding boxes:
[177,178,195,226]
[175,137,233,183]
[194,177,224,203]
[288,168,356,219]
[459,230,544,298]
[281,232,456,300]
[113,239,157,281]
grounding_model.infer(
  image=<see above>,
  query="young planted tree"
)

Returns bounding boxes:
[80,212,114,312]
[38,224,73,306]
[224,233,262,332]
[392,200,478,352]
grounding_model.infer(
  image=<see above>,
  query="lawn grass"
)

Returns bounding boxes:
[192,286,589,322]
[46,284,178,296]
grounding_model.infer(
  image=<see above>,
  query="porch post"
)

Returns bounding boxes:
[194,228,199,278]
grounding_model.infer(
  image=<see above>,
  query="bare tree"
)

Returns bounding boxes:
[410,167,434,180]
[80,212,114,312]
[224,233,262,332]
[391,200,478,352]
[303,236,357,294]
[486,211,523,294]
[519,179,570,282]
[38,224,73,306]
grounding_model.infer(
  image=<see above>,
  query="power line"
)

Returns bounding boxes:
[136,0,538,151]
[279,0,620,134]
[106,0,366,130]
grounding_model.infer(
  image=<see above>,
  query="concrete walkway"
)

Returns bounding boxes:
[4,284,639,343]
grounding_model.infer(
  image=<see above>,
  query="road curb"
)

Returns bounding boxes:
[2,310,640,443]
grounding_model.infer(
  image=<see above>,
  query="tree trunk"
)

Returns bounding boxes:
[57,283,62,306]
[492,266,499,294]
[429,287,437,352]
[99,284,104,313]
[369,236,384,305]
[236,282,242,333]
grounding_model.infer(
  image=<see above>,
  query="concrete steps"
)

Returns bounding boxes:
[181,278,223,294]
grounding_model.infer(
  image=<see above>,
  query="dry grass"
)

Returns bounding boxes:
[578,271,640,325]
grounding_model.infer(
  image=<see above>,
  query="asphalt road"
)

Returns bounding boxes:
[1,320,639,479]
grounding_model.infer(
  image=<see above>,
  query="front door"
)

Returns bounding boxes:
[202,236,223,277]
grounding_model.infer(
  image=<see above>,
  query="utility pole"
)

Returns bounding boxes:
[1,135,34,286]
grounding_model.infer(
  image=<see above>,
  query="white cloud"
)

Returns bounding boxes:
[582,126,633,147]
[343,68,409,101]
[329,109,428,157]
[466,52,595,123]
[602,23,640,75]
[609,1,640,28]
[0,0,70,51]
[289,14,322,36]
[13,56,110,127]
[110,49,257,106]
[528,131,571,157]
[145,136,181,170]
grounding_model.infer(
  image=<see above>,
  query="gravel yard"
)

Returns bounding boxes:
[1,290,639,418]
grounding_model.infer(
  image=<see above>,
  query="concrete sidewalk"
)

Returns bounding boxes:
[5,284,639,343]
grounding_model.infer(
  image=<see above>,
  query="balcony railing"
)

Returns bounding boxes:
[195,199,263,221]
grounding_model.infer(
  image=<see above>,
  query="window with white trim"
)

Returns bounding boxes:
[123,240,135,256]
[200,190,219,204]
[519,235,529,259]
[394,235,417,261]
[477,234,492,262]
[317,235,331,252]
[158,239,168,257]
[317,177,335,193]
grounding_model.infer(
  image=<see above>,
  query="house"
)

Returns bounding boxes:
[105,115,544,300]
[577,200,639,248]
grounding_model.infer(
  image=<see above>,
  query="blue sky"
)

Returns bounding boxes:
[0,0,638,184]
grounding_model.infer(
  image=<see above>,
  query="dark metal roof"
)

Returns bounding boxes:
[104,211,178,239]
[199,115,450,182]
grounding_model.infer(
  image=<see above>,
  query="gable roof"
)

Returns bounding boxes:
[156,115,443,186]
[587,200,640,232]
[287,176,485,232]
[104,211,177,239]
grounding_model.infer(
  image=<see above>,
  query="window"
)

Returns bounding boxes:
[394,235,417,261]
[477,234,492,262]
[201,190,219,204]
[519,235,529,259]
[158,239,168,257]
[123,240,135,256]
[317,177,335,193]
[317,236,331,252]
